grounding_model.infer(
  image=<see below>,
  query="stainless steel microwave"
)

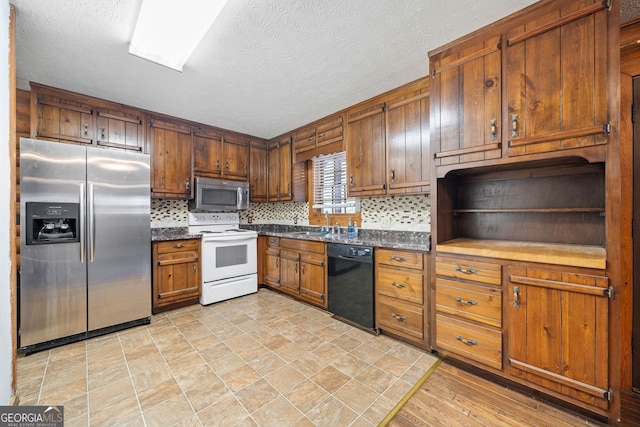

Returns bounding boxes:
[191,177,250,211]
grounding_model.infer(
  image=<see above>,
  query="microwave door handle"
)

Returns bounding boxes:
[237,187,243,210]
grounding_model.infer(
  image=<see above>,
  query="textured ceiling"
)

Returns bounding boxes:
[12,0,636,139]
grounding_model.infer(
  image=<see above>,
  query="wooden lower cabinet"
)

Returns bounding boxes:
[152,239,201,313]
[375,248,428,348]
[262,237,327,309]
[433,252,612,415]
[506,264,611,411]
[434,256,503,369]
[263,237,281,289]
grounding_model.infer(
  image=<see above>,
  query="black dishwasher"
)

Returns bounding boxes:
[327,243,376,332]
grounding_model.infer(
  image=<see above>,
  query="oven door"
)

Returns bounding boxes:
[201,234,257,283]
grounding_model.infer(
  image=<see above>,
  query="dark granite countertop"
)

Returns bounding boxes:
[241,224,430,252]
[151,227,201,242]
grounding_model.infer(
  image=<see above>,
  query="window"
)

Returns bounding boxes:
[312,152,356,214]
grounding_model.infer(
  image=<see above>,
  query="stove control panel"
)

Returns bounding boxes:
[189,212,239,225]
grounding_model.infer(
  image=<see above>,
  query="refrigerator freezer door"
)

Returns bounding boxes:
[86,147,151,331]
[19,138,88,347]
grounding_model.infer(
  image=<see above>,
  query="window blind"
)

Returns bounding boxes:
[311,152,354,210]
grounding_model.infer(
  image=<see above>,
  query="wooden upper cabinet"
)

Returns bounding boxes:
[430,35,502,175]
[221,133,249,181]
[193,127,223,178]
[293,114,344,162]
[267,136,292,201]
[148,115,193,198]
[31,83,145,152]
[32,84,94,145]
[386,81,431,195]
[249,139,268,202]
[346,102,386,197]
[193,127,248,181]
[95,106,144,152]
[293,125,316,154]
[505,1,610,157]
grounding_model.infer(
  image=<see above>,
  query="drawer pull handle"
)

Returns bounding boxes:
[455,265,477,275]
[391,313,406,321]
[173,243,185,249]
[455,297,477,306]
[455,335,478,346]
[391,281,407,288]
[391,256,407,262]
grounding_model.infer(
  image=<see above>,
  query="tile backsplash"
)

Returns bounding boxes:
[150,199,189,228]
[151,194,431,231]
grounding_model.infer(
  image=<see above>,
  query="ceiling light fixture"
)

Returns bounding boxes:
[129,0,228,72]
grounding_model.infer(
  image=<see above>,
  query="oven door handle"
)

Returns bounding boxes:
[202,235,256,242]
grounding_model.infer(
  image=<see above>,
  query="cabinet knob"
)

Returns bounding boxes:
[193,264,197,274]
[511,114,519,137]
[185,178,190,190]
[100,127,106,140]
[390,169,395,182]
[173,243,185,249]
[490,119,497,140]
[391,281,406,288]
[391,255,406,262]
[83,123,89,136]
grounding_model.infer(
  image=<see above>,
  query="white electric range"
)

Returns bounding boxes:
[188,212,258,305]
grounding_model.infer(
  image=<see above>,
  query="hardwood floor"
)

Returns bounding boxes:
[388,362,606,427]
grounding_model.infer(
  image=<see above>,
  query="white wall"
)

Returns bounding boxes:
[0,0,14,405]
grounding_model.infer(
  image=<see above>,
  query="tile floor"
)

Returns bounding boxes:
[17,288,439,426]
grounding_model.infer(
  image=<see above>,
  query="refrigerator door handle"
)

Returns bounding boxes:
[79,182,85,263]
[88,183,95,262]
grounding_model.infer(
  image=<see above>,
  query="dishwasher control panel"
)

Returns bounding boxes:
[350,246,372,257]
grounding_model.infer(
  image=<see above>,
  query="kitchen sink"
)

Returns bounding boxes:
[286,231,329,237]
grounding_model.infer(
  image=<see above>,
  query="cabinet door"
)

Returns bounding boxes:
[278,139,292,201]
[505,1,609,156]
[346,102,386,196]
[222,133,249,181]
[149,116,193,198]
[293,125,316,154]
[279,250,300,296]
[431,35,501,174]
[193,128,223,178]
[154,251,200,307]
[316,115,344,148]
[386,89,430,194]
[300,253,326,309]
[32,89,94,145]
[264,248,280,288]
[249,140,268,202]
[95,107,144,152]
[267,142,280,200]
[507,265,610,410]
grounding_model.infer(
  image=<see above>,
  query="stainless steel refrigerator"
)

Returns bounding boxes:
[19,138,151,353]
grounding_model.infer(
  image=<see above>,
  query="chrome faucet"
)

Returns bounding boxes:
[335,222,341,234]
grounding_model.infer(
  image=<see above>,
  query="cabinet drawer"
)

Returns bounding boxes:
[266,237,280,248]
[436,256,501,285]
[436,278,502,328]
[377,296,423,340]
[436,313,502,370]
[377,249,423,270]
[156,239,200,254]
[280,238,325,254]
[377,268,423,304]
